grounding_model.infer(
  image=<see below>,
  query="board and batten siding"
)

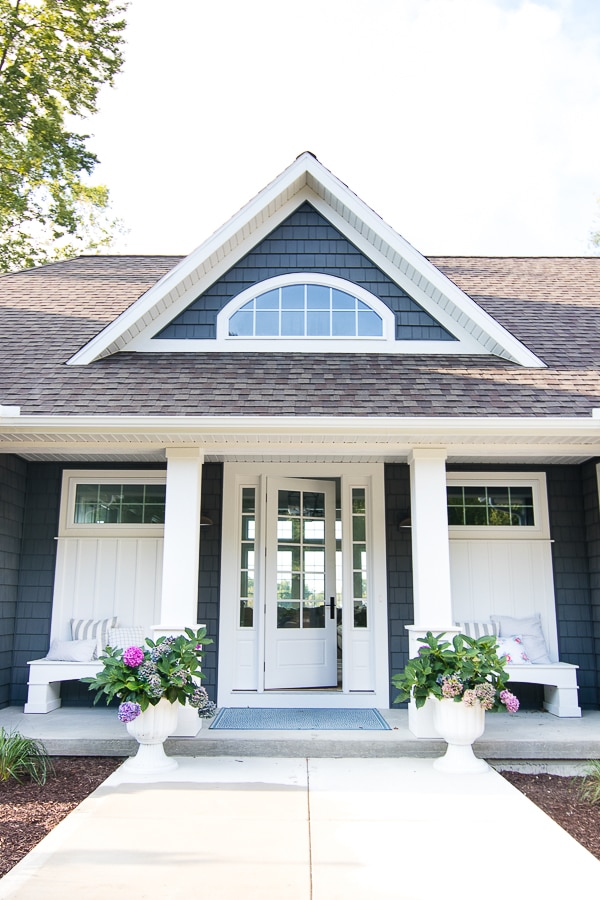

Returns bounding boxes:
[51,537,163,641]
[448,540,558,660]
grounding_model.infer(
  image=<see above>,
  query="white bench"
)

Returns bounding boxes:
[504,661,581,717]
[24,659,103,714]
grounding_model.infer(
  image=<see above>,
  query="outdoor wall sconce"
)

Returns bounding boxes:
[397,510,412,529]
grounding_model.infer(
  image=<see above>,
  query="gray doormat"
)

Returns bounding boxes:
[209,707,391,731]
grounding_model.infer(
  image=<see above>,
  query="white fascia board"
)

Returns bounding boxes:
[1,413,599,439]
[67,153,544,367]
[302,176,545,367]
[67,160,314,366]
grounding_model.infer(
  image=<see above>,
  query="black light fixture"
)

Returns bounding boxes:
[397,510,412,529]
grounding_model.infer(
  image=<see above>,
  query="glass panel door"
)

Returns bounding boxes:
[265,478,337,689]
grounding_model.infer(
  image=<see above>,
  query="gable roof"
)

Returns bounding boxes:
[66,153,544,368]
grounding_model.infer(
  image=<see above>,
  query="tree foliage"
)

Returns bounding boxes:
[0,0,127,272]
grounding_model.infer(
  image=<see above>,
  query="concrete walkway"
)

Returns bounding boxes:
[1,756,599,900]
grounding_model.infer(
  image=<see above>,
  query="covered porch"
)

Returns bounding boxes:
[2,411,600,721]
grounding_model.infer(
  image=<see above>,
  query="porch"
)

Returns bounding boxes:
[1,705,599,770]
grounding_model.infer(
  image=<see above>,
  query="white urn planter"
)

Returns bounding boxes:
[432,698,489,774]
[123,698,179,777]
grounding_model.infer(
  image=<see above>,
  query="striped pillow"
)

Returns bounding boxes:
[71,616,118,658]
[454,621,498,639]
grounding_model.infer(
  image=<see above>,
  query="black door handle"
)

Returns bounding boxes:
[329,596,335,619]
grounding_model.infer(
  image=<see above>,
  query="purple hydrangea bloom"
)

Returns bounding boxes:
[500,689,520,713]
[138,661,158,681]
[123,645,144,667]
[118,701,141,722]
[189,685,208,708]
[474,682,497,710]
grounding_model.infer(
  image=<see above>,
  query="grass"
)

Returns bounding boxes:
[579,759,600,806]
[0,727,54,785]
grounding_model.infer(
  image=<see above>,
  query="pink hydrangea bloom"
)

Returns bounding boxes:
[123,645,144,667]
[440,676,463,698]
[500,689,520,712]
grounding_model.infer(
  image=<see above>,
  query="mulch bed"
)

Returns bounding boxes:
[1,761,599,878]
[0,757,123,878]
[501,772,600,861]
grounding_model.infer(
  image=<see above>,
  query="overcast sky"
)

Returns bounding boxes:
[87,0,600,257]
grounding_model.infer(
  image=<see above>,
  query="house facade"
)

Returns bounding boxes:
[1,153,599,715]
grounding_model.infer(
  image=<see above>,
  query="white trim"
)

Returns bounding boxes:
[58,469,166,538]
[6,412,598,437]
[2,414,600,465]
[2,414,599,466]
[124,338,487,355]
[446,471,550,540]
[67,154,545,368]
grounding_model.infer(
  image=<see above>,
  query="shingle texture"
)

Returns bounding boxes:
[157,204,454,341]
[1,254,600,417]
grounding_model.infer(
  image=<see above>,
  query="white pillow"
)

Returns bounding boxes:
[491,613,551,664]
[496,635,532,665]
[104,626,145,652]
[455,621,498,639]
[45,639,97,662]
[71,616,118,658]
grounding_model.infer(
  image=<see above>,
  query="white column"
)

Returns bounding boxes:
[407,448,456,737]
[408,448,453,630]
[158,447,204,627]
[156,448,205,737]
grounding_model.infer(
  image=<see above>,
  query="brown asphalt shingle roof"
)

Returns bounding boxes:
[1,255,599,417]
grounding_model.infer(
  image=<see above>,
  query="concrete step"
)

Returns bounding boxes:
[2,706,599,766]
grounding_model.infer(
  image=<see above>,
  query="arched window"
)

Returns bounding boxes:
[217,272,395,349]
[228,283,383,338]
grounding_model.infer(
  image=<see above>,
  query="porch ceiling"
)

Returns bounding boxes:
[0,414,599,464]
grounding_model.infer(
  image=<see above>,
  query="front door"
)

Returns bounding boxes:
[264,477,338,689]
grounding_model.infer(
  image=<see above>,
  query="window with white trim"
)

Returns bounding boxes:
[446,473,549,539]
[216,273,396,347]
[59,470,167,537]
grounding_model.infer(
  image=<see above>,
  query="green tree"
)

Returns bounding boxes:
[0,0,127,272]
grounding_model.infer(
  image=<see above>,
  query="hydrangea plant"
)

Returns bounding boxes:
[392,631,519,713]
[82,626,215,722]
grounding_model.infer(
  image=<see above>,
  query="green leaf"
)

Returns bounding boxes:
[0,0,128,271]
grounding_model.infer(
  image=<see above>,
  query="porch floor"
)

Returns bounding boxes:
[1,705,599,768]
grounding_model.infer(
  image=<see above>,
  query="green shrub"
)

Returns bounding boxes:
[0,728,53,785]
[579,759,600,805]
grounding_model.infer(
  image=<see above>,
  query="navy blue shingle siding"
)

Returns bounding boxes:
[156,203,455,342]
[0,456,27,708]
